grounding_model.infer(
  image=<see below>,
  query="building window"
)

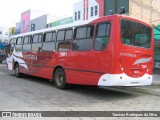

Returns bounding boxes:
[91,7,94,17]
[95,6,98,15]
[78,11,81,20]
[104,0,129,15]
[75,12,77,21]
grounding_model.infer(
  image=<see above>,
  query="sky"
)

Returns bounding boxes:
[0,0,80,27]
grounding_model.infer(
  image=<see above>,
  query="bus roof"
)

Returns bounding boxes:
[10,18,95,39]
[10,14,152,39]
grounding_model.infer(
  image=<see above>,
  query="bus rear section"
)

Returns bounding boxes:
[98,16,154,87]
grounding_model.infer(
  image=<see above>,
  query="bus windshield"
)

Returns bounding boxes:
[121,19,152,48]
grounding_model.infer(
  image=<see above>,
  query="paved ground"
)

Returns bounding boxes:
[0,64,160,120]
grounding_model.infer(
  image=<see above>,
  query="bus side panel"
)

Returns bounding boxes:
[65,69,102,85]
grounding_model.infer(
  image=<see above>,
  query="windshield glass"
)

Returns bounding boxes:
[121,19,152,48]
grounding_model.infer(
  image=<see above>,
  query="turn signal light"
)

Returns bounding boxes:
[120,63,124,71]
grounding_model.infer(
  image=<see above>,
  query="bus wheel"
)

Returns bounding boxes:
[15,64,22,78]
[54,68,68,90]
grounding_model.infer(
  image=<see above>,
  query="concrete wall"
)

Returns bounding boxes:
[28,15,47,32]
[129,0,160,25]
[0,27,9,43]
[73,0,160,25]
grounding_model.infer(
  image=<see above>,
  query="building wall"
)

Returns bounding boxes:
[28,15,47,32]
[73,1,84,22]
[88,0,99,20]
[129,0,160,25]
[0,27,9,43]
[73,0,160,25]
[73,0,100,22]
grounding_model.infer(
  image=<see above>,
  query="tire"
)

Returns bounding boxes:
[15,64,22,78]
[54,68,68,90]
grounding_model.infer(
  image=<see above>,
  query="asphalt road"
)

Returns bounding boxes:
[0,65,160,119]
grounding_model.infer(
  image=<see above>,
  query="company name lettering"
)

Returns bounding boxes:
[24,54,37,61]
[120,53,136,58]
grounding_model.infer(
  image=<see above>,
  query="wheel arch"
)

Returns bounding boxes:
[14,61,19,70]
[52,65,65,82]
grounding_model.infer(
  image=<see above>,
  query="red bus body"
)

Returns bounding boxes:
[7,15,154,87]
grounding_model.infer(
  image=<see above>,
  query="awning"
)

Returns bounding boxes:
[154,25,160,41]
[0,42,7,49]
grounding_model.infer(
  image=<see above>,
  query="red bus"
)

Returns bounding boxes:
[6,14,154,89]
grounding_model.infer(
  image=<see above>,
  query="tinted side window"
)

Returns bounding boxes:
[32,34,43,52]
[94,23,111,50]
[57,30,65,41]
[16,37,23,45]
[10,38,15,44]
[57,29,73,51]
[16,37,23,52]
[58,42,72,52]
[45,32,52,42]
[9,38,16,53]
[42,32,55,51]
[73,26,94,51]
[65,29,73,40]
[33,34,43,43]
[23,36,32,52]
[76,27,87,39]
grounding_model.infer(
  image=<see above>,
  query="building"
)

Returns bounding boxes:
[0,27,9,43]
[28,15,47,32]
[73,0,160,25]
[15,9,59,34]
[20,9,48,33]
[51,17,73,27]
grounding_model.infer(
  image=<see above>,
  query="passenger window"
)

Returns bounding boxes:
[56,29,73,51]
[17,37,23,45]
[94,23,111,50]
[73,26,94,51]
[9,38,15,52]
[42,32,55,51]
[65,29,73,40]
[33,34,42,43]
[32,34,43,52]
[57,30,65,41]
[23,36,32,52]
[45,32,52,42]
[58,42,72,51]
[16,37,23,52]
[76,27,87,39]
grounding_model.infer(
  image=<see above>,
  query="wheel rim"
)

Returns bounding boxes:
[56,73,63,86]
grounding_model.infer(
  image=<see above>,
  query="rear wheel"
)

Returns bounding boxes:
[15,64,22,78]
[54,68,68,90]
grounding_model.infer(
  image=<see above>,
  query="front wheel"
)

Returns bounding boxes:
[54,68,68,90]
[15,64,22,78]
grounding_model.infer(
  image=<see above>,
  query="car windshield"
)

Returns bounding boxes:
[121,19,152,48]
